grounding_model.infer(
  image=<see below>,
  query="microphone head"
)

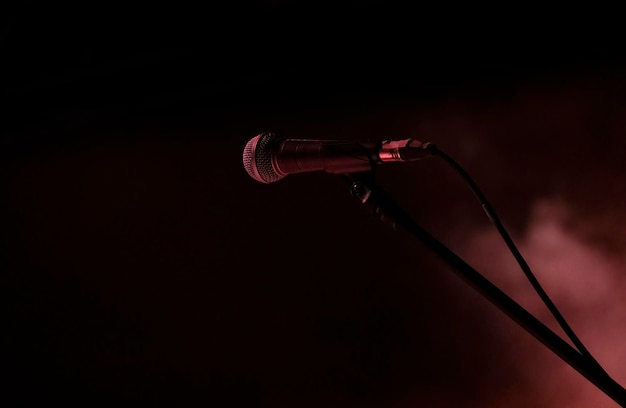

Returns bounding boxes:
[242,132,285,183]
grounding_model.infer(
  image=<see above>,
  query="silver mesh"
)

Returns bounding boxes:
[242,132,284,183]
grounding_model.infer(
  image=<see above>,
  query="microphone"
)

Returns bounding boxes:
[242,131,436,183]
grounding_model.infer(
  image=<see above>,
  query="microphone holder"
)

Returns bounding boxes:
[344,173,626,407]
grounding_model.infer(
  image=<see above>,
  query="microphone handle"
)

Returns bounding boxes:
[274,140,379,176]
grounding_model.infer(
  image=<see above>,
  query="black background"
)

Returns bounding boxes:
[3,2,626,407]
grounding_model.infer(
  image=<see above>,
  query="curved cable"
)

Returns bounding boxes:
[432,146,608,374]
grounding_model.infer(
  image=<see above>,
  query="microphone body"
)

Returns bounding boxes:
[275,139,377,176]
[243,132,434,184]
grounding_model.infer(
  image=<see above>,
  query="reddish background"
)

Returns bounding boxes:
[2,2,626,407]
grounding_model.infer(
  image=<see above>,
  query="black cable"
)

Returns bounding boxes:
[432,146,609,375]
[346,174,626,406]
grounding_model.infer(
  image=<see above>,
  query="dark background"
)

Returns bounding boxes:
[3,1,626,407]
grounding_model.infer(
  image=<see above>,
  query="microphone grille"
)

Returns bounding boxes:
[242,132,285,183]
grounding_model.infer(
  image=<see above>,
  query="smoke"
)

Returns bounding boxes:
[390,74,626,407]
[458,198,626,407]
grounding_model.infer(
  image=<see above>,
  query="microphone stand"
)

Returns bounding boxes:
[344,173,626,407]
